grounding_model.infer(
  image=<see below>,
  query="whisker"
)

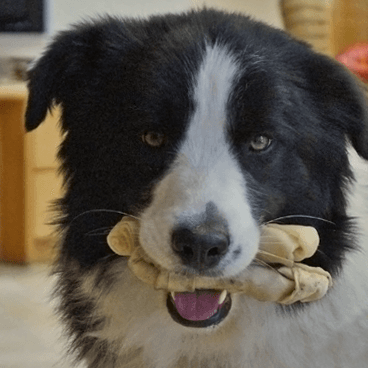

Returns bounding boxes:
[264,215,336,226]
[69,209,140,226]
[252,258,279,273]
[99,254,119,262]
[245,185,269,197]
[86,226,114,235]
[316,248,332,260]
[86,231,113,237]
[259,235,283,239]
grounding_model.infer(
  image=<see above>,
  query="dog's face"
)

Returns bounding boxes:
[139,43,260,279]
[26,8,368,354]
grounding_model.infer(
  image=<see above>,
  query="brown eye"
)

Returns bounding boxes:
[142,131,167,147]
[250,135,272,151]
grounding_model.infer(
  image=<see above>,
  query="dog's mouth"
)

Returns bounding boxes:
[107,217,332,326]
[166,289,232,328]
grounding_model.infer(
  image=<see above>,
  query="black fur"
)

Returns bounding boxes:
[25,8,368,367]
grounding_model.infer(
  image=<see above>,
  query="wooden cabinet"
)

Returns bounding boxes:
[281,0,368,57]
[24,107,63,262]
[0,83,63,263]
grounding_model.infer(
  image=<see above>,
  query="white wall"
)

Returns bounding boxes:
[196,0,283,28]
[0,0,283,58]
[52,0,192,33]
[52,0,283,33]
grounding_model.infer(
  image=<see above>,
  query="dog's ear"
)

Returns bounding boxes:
[302,51,368,160]
[25,41,65,131]
[25,28,86,132]
[25,18,136,132]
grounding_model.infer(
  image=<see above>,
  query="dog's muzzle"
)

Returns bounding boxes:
[107,217,332,328]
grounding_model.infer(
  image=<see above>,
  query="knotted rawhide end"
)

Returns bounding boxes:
[107,217,139,256]
[257,224,320,267]
[106,217,333,305]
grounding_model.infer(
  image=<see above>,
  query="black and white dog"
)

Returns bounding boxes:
[25,8,368,368]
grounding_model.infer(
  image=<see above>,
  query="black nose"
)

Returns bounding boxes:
[171,227,230,270]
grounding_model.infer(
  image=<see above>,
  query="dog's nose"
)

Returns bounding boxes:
[171,226,229,270]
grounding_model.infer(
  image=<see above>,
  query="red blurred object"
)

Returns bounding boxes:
[336,43,368,82]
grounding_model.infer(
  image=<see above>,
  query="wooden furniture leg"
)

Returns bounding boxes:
[0,98,26,263]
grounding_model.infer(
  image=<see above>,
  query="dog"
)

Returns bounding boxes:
[25,8,368,368]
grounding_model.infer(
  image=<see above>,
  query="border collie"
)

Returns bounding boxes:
[25,8,368,368]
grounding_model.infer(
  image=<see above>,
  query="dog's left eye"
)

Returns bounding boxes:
[250,135,272,152]
[142,131,167,148]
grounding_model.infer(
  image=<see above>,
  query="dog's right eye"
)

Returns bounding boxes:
[249,134,272,152]
[142,131,167,148]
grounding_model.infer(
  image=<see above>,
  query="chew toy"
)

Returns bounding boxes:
[107,217,332,305]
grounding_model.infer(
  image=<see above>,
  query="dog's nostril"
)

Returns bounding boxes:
[171,227,229,270]
[183,246,194,258]
[208,246,220,257]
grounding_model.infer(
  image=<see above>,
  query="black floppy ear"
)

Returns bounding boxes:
[25,17,136,132]
[25,30,82,132]
[303,52,368,160]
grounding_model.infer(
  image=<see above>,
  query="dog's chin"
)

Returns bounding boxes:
[166,290,232,328]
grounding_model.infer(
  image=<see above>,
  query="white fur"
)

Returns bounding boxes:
[77,149,368,368]
[74,42,368,366]
[139,43,259,277]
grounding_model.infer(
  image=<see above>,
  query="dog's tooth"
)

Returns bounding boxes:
[171,292,176,301]
[219,290,227,304]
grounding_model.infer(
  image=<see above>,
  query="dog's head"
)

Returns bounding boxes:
[26,9,368,330]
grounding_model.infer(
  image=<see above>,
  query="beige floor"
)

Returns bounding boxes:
[0,262,84,368]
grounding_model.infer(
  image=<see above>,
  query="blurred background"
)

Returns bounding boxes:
[1,0,368,367]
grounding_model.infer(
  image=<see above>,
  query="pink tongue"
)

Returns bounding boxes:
[174,290,222,321]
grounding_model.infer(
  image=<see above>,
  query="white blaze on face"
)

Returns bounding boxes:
[139,43,260,277]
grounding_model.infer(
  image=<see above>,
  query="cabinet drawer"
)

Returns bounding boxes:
[31,170,63,238]
[28,109,62,169]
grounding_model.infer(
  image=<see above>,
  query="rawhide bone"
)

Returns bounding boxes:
[107,217,332,305]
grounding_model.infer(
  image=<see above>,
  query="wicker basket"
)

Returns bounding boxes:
[280,0,334,55]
